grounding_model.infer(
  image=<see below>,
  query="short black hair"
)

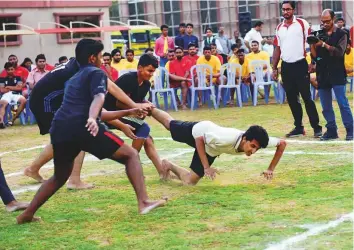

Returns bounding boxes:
[4,62,14,69]
[103,52,112,59]
[75,38,104,65]
[203,46,211,52]
[328,10,335,19]
[145,48,154,53]
[179,23,186,27]
[174,46,183,52]
[282,1,296,9]
[251,40,259,45]
[254,21,264,28]
[160,24,169,31]
[58,56,68,63]
[111,48,121,57]
[186,23,193,28]
[35,54,46,63]
[205,27,213,33]
[138,54,158,69]
[126,49,134,55]
[8,54,16,60]
[231,44,238,50]
[336,17,345,23]
[210,43,217,47]
[237,48,245,54]
[188,43,196,49]
[243,125,269,148]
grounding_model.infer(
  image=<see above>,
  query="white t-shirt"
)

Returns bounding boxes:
[244,28,264,50]
[192,121,280,157]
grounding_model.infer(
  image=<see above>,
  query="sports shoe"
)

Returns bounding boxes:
[320,130,339,141]
[286,127,305,138]
[345,129,353,141]
[314,126,323,138]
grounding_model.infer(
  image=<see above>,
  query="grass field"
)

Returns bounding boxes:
[0,96,353,250]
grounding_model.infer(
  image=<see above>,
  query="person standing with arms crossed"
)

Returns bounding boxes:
[272,1,322,138]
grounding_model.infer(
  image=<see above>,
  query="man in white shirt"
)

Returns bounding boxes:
[152,109,287,185]
[244,21,266,51]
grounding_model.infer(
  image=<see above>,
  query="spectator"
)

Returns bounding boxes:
[231,30,249,54]
[110,48,125,71]
[0,160,29,212]
[246,40,270,67]
[229,44,239,61]
[345,42,353,78]
[336,17,347,30]
[0,62,26,128]
[195,46,221,106]
[168,47,192,109]
[0,54,29,83]
[20,58,35,72]
[211,43,224,64]
[165,49,176,72]
[101,52,119,81]
[58,56,68,64]
[184,43,199,66]
[155,24,175,67]
[145,48,154,55]
[202,27,223,52]
[263,37,275,59]
[244,21,266,51]
[175,23,186,49]
[26,54,50,94]
[182,23,199,55]
[216,26,231,63]
[121,49,138,70]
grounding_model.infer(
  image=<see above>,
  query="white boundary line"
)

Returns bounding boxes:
[0,145,46,157]
[264,213,354,250]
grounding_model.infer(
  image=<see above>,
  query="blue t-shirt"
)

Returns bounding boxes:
[182,35,199,50]
[50,64,107,143]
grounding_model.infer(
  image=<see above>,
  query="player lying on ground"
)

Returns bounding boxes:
[150,108,287,185]
[17,39,166,224]
[24,57,153,189]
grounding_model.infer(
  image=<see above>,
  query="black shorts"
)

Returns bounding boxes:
[169,120,216,177]
[52,123,124,166]
[106,117,150,139]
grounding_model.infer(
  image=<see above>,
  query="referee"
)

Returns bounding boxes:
[272,1,322,138]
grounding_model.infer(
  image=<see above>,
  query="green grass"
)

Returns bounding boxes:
[0,96,353,250]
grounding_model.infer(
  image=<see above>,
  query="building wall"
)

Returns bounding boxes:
[0,2,111,65]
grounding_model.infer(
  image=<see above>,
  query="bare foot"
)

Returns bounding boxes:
[139,199,167,215]
[6,201,29,212]
[24,168,45,183]
[16,213,41,224]
[67,182,94,190]
[198,101,203,107]
[161,159,178,180]
[181,105,188,110]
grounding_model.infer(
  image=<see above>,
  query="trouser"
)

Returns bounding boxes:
[318,85,354,132]
[0,161,15,205]
[281,59,321,129]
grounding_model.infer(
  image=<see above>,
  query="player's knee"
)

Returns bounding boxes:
[136,123,150,139]
[113,144,139,164]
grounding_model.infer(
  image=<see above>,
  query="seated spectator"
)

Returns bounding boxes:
[168,47,192,109]
[0,62,27,128]
[229,44,239,62]
[345,42,353,77]
[111,48,125,71]
[246,40,270,73]
[184,43,199,66]
[0,54,29,83]
[101,52,119,81]
[25,54,50,97]
[121,49,138,70]
[165,49,176,71]
[263,37,274,59]
[20,58,35,72]
[145,48,154,55]
[58,56,68,64]
[211,43,224,64]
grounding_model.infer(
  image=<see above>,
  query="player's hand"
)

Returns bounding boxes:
[140,102,155,111]
[272,69,279,81]
[86,118,99,136]
[129,108,147,118]
[121,123,137,140]
[261,169,274,180]
[204,167,220,180]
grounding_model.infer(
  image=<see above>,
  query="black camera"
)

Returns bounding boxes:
[307,29,329,44]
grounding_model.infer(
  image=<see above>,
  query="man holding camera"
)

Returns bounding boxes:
[272,1,322,138]
[310,10,353,141]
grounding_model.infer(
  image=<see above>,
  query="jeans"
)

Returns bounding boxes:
[318,85,354,132]
[0,161,15,205]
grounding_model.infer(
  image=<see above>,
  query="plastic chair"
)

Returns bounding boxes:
[347,77,353,92]
[150,67,178,111]
[190,64,217,110]
[3,101,26,125]
[249,60,277,106]
[217,63,243,107]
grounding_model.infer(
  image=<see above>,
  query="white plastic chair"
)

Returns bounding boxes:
[150,67,178,111]
[190,64,217,110]
[119,69,137,77]
[249,60,276,106]
[217,63,243,107]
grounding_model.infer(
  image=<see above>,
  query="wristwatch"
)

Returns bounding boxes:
[322,42,326,48]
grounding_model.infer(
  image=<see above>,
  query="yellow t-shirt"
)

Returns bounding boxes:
[111,61,125,71]
[196,55,221,83]
[165,61,170,72]
[228,57,250,77]
[305,52,312,65]
[246,51,270,72]
[345,49,354,77]
[121,59,138,70]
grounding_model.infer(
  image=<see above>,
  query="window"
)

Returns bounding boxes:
[200,0,220,34]
[163,0,181,37]
[238,0,260,26]
[0,15,21,46]
[322,0,343,18]
[110,1,120,22]
[128,0,146,24]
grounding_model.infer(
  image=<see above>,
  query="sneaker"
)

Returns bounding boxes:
[320,131,339,141]
[346,130,353,141]
[314,126,323,138]
[286,127,305,138]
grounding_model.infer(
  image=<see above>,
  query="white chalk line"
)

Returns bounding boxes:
[0,145,46,157]
[264,212,354,250]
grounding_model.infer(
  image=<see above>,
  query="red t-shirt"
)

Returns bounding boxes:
[350,26,353,48]
[0,66,29,82]
[184,54,199,67]
[216,54,224,64]
[100,65,119,81]
[45,64,55,71]
[169,58,192,88]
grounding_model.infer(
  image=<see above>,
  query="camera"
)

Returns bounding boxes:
[307,29,329,44]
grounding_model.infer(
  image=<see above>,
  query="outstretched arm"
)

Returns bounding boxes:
[262,139,287,180]
[86,93,105,136]
[101,108,146,121]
